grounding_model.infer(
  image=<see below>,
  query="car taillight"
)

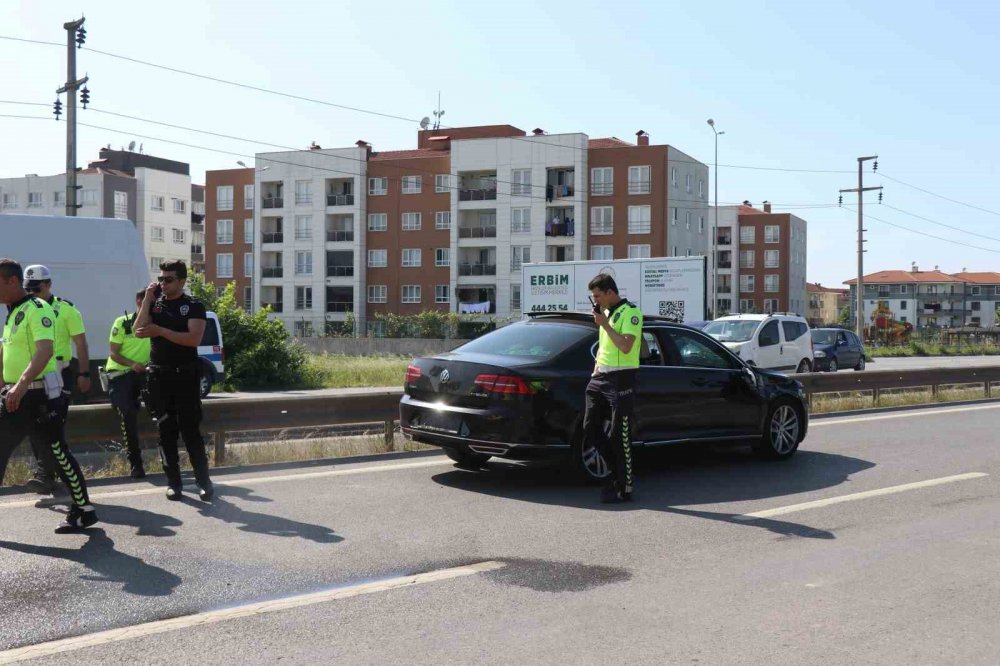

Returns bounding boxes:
[405,364,422,384]
[473,374,536,395]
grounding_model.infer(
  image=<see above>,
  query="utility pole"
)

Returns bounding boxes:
[707,119,724,318]
[839,155,882,342]
[56,17,88,216]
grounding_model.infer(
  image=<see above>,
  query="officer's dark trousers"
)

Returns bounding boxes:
[28,365,76,482]
[582,370,637,492]
[108,371,146,470]
[147,364,211,490]
[0,389,91,506]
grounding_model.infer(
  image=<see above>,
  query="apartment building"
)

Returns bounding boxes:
[89,148,192,279]
[248,125,708,336]
[205,167,255,309]
[708,202,808,317]
[844,266,965,329]
[0,167,136,221]
[191,184,206,275]
[954,272,1000,327]
[807,282,848,326]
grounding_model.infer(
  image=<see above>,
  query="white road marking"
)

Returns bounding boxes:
[734,472,989,521]
[811,402,1000,427]
[0,560,505,664]
[0,458,454,509]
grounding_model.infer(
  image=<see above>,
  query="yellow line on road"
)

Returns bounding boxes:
[734,472,990,521]
[0,560,506,664]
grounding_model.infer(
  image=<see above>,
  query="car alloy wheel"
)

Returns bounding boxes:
[580,440,612,481]
[769,405,800,455]
[829,359,838,372]
[856,356,866,371]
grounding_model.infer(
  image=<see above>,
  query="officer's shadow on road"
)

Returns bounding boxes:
[184,485,344,544]
[432,448,878,541]
[0,529,182,597]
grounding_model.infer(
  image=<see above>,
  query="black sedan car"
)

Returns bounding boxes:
[400,313,809,482]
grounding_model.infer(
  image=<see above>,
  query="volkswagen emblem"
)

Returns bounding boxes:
[439,369,450,384]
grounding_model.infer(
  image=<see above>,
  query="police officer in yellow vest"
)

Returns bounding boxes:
[104,289,151,478]
[584,273,643,503]
[22,264,91,495]
[0,258,98,532]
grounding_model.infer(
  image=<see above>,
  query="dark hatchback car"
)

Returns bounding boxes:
[810,328,866,372]
[400,314,809,482]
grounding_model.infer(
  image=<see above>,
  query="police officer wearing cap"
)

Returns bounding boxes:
[583,273,643,503]
[0,258,98,533]
[22,264,91,496]
[104,289,151,478]
[134,259,214,501]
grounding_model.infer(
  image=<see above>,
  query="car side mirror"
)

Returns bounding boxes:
[743,366,756,383]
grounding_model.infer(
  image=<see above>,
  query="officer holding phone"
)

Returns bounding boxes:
[104,289,151,478]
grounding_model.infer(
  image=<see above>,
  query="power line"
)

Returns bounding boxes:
[881,203,1000,245]
[878,172,1000,218]
[843,205,1000,255]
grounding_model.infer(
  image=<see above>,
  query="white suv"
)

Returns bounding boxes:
[703,313,814,373]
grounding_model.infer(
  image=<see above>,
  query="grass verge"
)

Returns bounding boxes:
[302,353,410,389]
[812,384,991,413]
[869,343,1000,358]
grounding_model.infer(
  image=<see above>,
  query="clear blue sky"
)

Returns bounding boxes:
[3,0,1000,287]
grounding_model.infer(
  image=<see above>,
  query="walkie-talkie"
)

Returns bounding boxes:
[123,309,135,335]
[588,296,600,313]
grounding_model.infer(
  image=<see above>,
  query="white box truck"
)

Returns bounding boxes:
[521,256,708,322]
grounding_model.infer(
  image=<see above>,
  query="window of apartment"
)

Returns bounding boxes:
[294,180,312,205]
[878,285,890,297]
[740,275,755,292]
[765,275,780,293]
[764,298,780,314]
[628,244,651,259]
[215,186,233,211]
[293,321,313,338]
[170,198,185,214]
[628,165,651,194]
[295,286,313,311]
[698,179,704,198]
[368,249,387,268]
[926,285,938,294]
[150,256,163,272]
[970,286,982,295]
[294,215,312,240]
[368,177,388,195]
[671,207,678,226]
[510,285,521,311]
[216,253,233,278]
[243,219,254,244]
[435,174,450,193]
[81,189,97,205]
[699,215,706,233]
[173,228,186,244]
[402,175,421,194]
[511,246,530,271]
[435,248,450,267]
[511,169,531,196]
[672,245,679,257]
[401,285,421,304]
[151,226,165,242]
[294,250,313,275]
[685,173,692,193]
[591,167,613,195]
[147,192,167,213]
[740,226,756,244]
[435,211,451,230]
[765,249,780,268]
[686,248,693,257]
[764,225,780,243]
[244,184,254,210]
[402,212,421,231]
[243,286,252,312]
[972,301,982,311]
[670,166,677,187]
[900,300,908,310]
[590,207,613,235]
[368,213,387,232]
[899,284,908,294]
[367,285,387,303]
[436,285,450,304]
[53,191,64,206]
[402,248,421,267]
[740,298,756,313]
[244,252,253,277]
[740,250,755,269]
[685,211,692,230]
[627,206,651,234]
[1,193,17,209]
[510,207,531,233]
[591,245,613,261]
[994,286,1000,296]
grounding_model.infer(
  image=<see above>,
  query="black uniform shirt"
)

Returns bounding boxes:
[149,294,206,367]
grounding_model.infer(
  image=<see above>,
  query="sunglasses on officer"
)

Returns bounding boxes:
[156,276,178,284]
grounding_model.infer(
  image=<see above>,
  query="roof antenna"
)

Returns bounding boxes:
[432,91,445,130]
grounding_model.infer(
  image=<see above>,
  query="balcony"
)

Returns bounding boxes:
[458,188,497,202]
[458,172,497,201]
[458,225,496,239]
[326,266,354,277]
[326,193,354,207]
[326,214,354,242]
[717,284,732,294]
[262,232,284,244]
[262,196,283,209]
[326,230,354,242]
[457,286,496,315]
[458,263,497,277]
[545,208,576,237]
[261,301,283,313]
[326,301,353,313]
[716,235,732,245]
[326,251,353,278]
[717,260,732,269]
[546,168,575,201]
[262,266,283,278]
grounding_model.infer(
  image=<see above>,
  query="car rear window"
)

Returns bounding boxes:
[200,317,220,346]
[454,322,595,359]
[782,321,806,341]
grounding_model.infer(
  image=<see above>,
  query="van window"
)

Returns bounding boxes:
[200,317,220,346]
[759,321,780,347]
[782,321,805,341]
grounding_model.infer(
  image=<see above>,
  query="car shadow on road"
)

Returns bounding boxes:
[432,447,877,540]
[0,529,182,597]
[185,486,344,544]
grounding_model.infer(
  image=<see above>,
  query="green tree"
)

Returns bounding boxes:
[837,305,851,327]
[187,275,310,390]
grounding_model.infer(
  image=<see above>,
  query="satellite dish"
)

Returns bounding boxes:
[128,140,136,151]
[420,117,430,130]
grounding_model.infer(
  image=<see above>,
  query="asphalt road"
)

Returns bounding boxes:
[1,403,998,664]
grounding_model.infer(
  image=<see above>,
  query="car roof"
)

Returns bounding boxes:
[715,313,806,322]
[522,311,695,329]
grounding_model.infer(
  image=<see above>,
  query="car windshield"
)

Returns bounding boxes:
[703,320,759,342]
[811,330,837,346]
[455,322,595,359]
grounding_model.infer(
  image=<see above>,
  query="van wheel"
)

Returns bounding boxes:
[795,360,811,373]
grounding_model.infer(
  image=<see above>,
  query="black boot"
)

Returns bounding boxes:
[55,505,99,533]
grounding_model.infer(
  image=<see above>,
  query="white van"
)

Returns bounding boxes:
[197,311,225,397]
[703,313,814,373]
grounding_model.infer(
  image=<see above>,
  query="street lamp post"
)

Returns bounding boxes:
[707,119,724,318]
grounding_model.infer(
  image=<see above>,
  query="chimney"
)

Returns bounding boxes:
[309,141,322,150]
[934,264,939,271]
[355,140,371,158]
[532,128,545,136]
[911,262,919,273]
[763,200,772,213]
[636,130,649,146]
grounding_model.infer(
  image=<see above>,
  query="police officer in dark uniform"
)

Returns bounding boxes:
[0,258,98,532]
[134,259,214,501]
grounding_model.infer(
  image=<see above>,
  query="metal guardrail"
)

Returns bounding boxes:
[798,365,1000,405]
